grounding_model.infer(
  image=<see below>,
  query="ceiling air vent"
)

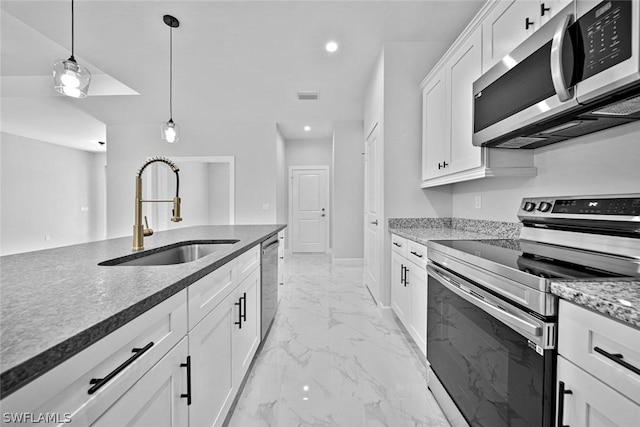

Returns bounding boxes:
[297,91,319,101]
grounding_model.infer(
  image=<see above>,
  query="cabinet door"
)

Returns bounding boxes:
[232,267,261,387]
[448,27,483,175]
[391,252,410,326]
[482,0,539,72]
[421,68,449,180]
[556,356,640,427]
[278,231,285,295]
[189,297,235,427]
[91,338,189,427]
[407,263,427,357]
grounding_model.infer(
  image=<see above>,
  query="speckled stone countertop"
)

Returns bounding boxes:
[388,217,521,243]
[0,224,285,399]
[551,279,640,329]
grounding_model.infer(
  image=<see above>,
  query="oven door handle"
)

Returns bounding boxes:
[427,264,542,338]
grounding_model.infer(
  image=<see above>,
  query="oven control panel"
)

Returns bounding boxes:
[518,195,640,219]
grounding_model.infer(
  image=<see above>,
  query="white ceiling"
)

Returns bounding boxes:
[0,0,484,150]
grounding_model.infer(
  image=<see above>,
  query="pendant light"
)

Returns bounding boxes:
[161,15,180,144]
[53,0,91,98]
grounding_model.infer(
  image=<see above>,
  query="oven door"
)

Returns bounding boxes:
[427,263,556,427]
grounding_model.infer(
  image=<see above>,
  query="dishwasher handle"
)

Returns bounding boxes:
[262,237,280,253]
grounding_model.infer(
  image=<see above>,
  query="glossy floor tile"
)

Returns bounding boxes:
[227,253,450,427]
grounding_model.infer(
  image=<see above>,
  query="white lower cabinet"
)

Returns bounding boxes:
[92,337,189,427]
[556,300,640,427]
[231,268,261,387]
[390,234,428,356]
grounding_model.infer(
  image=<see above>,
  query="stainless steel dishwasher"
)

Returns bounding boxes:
[261,234,279,340]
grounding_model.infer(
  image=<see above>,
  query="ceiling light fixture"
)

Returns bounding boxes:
[304,126,311,132]
[53,0,91,98]
[325,41,339,53]
[161,15,181,144]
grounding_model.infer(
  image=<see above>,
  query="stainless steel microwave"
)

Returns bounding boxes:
[473,0,640,149]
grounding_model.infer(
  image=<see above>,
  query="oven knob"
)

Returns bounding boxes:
[523,202,536,212]
[537,202,552,212]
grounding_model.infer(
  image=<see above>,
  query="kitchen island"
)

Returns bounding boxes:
[0,224,285,400]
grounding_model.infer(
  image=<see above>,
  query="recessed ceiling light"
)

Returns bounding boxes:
[325,41,339,53]
[304,126,311,132]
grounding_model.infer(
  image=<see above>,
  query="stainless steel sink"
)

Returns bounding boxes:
[99,240,239,266]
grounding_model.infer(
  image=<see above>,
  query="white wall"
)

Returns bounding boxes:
[0,132,106,255]
[275,126,287,225]
[452,122,640,221]
[106,120,278,238]
[208,162,231,225]
[332,121,365,260]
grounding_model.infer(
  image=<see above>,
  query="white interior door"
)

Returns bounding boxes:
[364,124,381,303]
[290,167,328,253]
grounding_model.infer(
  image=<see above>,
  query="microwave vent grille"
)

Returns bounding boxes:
[592,94,640,116]
[497,136,546,148]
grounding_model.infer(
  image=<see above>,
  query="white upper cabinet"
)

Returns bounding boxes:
[420,0,537,188]
[482,0,573,73]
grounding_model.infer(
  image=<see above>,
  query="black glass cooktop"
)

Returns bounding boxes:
[431,239,625,280]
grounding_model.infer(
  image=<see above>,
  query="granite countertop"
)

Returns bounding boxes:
[0,224,285,399]
[389,226,501,244]
[550,279,640,329]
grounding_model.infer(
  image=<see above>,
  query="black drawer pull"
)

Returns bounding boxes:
[404,266,409,286]
[393,242,402,248]
[180,355,192,405]
[410,251,423,258]
[557,380,573,427]
[235,298,243,329]
[541,3,551,16]
[525,17,534,30]
[241,292,247,322]
[594,346,640,375]
[88,342,154,394]
[400,265,405,285]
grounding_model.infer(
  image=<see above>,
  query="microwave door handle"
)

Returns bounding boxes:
[551,13,574,102]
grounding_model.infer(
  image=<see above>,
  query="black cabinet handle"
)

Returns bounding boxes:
[541,3,551,16]
[400,265,405,285]
[525,17,534,30]
[437,162,442,169]
[180,356,192,405]
[393,242,402,248]
[443,161,448,168]
[594,346,640,375]
[557,380,573,427]
[241,292,247,322]
[404,266,409,286]
[410,251,423,258]
[88,342,154,394]
[235,298,243,329]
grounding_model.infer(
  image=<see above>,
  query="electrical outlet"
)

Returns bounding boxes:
[475,195,482,209]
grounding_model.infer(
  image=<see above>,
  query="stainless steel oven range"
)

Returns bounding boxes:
[426,194,640,427]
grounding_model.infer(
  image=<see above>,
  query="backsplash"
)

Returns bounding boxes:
[388,217,521,239]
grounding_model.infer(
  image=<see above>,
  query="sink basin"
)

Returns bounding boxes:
[99,240,239,266]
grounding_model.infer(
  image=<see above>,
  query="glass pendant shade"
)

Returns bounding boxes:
[53,57,91,98]
[161,119,180,143]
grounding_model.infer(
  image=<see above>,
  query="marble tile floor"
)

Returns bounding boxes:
[226,253,450,427]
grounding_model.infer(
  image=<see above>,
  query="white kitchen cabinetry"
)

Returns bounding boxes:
[92,337,189,427]
[0,290,188,427]
[420,12,536,188]
[556,300,640,427]
[482,0,573,73]
[390,233,428,356]
[278,230,285,298]
[188,246,261,427]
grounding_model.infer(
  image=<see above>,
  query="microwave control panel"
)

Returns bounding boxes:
[577,0,632,80]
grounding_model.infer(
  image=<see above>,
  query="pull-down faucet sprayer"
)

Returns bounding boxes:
[133,156,182,250]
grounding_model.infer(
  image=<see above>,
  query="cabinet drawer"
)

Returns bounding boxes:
[557,355,640,427]
[236,245,260,284]
[406,240,428,270]
[391,234,407,257]
[1,290,188,426]
[558,300,640,404]
[188,260,235,330]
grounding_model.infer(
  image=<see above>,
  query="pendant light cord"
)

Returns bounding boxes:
[70,0,75,61]
[169,26,173,120]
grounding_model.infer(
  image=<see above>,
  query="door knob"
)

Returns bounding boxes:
[321,214,325,217]
[370,220,378,225]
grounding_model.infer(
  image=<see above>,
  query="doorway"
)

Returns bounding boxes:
[289,166,330,253]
